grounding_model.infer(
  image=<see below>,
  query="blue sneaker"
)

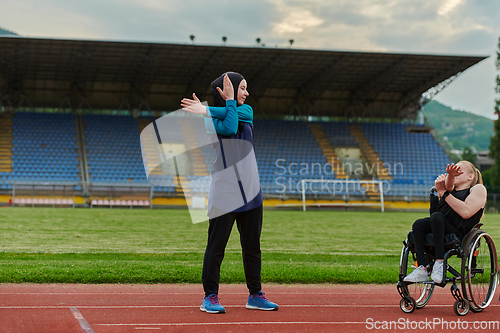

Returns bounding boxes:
[246,291,279,311]
[200,294,226,314]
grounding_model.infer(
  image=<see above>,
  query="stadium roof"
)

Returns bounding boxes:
[0,36,487,120]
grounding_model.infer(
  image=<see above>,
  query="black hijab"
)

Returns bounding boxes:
[211,72,245,107]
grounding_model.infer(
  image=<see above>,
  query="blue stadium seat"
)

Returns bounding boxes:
[11,112,81,185]
[84,114,146,184]
[361,122,451,197]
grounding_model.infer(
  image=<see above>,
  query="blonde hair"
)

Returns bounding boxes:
[458,160,483,186]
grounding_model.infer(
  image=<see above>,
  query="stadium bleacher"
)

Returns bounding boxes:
[362,122,452,197]
[11,112,81,186]
[254,119,328,195]
[321,121,358,147]
[84,114,147,184]
[1,111,453,205]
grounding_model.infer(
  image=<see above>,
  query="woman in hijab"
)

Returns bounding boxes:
[181,72,279,314]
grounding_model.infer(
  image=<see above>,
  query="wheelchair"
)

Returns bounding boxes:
[397,188,499,316]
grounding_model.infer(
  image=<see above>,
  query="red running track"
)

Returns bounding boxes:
[0,283,499,332]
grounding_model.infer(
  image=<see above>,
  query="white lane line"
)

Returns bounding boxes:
[0,304,395,309]
[97,321,367,327]
[1,303,488,309]
[135,328,161,330]
[70,307,95,333]
[0,292,408,295]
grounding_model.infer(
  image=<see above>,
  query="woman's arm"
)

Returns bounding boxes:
[181,95,238,135]
[444,163,463,192]
[207,104,253,124]
[444,184,487,219]
[182,74,238,136]
[204,100,238,136]
[435,174,446,198]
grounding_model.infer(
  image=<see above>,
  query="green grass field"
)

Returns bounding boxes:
[0,208,499,284]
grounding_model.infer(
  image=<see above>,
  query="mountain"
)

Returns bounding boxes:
[0,27,18,36]
[423,100,494,152]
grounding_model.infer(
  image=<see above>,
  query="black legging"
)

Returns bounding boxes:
[412,211,460,266]
[202,205,263,296]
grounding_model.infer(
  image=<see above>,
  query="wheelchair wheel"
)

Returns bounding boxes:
[400,297,416,313]
[453,299,469,316]
[400,244,434,308]
[462,232,498,312]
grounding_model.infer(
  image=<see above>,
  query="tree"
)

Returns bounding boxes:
[461,146,477,165]
[488,37,500,191]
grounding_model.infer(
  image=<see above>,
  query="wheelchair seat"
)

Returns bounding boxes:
[406,230,461,251]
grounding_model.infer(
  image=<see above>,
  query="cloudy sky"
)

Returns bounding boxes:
[1,0,499,119]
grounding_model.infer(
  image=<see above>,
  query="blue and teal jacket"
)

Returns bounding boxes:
[204,100,263,214]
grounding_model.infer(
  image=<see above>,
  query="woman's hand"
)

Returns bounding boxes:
[181,93,207,116]
[435,173,446,197]
[446,163,463,178]
[216,74,234,101]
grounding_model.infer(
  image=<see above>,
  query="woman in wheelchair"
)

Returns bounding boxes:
[404,160,486,284]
